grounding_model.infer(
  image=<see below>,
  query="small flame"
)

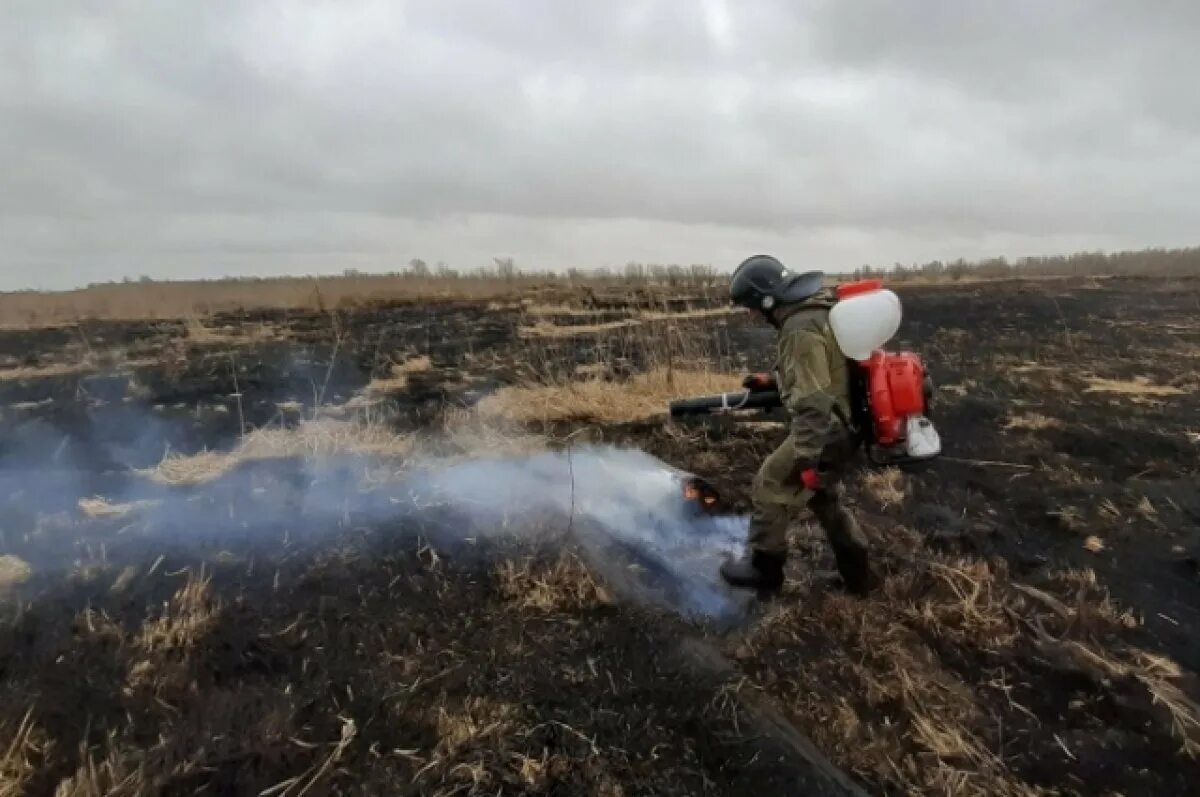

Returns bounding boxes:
[681,477,721,512]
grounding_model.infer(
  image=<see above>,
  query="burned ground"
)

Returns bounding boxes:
[1,277,1199,795]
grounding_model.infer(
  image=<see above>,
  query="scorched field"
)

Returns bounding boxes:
[0,275,1198,796]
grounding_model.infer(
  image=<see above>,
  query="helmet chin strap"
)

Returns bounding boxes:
[760,295,782,327]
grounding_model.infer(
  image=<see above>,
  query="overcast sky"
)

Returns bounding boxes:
[2,1,1198,291]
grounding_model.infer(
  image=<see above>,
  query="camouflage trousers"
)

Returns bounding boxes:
[748,434,868,559]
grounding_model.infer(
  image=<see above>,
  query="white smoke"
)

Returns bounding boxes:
[4,422,752,622]
[401,446,750,621]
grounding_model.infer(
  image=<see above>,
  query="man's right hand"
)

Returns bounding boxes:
[742,373,777,391]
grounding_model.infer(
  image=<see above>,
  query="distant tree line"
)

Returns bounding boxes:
[854,245,1200,281]
[82,244,1197,292]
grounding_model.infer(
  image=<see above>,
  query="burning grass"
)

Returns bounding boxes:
[477,367,743,424]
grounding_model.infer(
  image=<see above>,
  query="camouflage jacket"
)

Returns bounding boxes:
[772,293,853,464]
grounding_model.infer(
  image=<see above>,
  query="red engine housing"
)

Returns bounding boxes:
[861,350,927,446]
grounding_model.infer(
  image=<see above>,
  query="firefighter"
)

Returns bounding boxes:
[720,255,873,596]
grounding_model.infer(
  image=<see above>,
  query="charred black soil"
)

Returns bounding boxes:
[2,277,1199,795]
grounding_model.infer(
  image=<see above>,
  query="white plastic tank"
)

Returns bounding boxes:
[829,281,902,361]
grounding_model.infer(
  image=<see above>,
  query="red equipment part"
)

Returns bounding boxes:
[743,372,776,390]
[861,350,927,446]
[836,279,883,299]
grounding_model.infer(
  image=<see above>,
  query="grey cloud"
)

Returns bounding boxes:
[1,1,1198,290]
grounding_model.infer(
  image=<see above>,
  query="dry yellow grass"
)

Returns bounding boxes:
[1083,376,1185,397]
[137,572,220,654]
[0,362,93,381]
[141,418,414,486]
[495,555,613,612]
[78,497,163,519]
[1004,413,1063,431]
[518,306,738,338]
[0,556,32,590]
[476,367,743,424]
[183,317,281,345]
[521,303,607,317]
[0,709,43,797]
[727,539,1200,795]
[0,273,723,326]
[435,410,549,459]
[518,319,639,338]
[1011,362,1058,375]
[862,468,907,507]
[363,355,433,395]
[0,355,157,382]
[638,306,739,321]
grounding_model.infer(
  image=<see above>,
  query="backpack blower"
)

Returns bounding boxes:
[669,279,942,466]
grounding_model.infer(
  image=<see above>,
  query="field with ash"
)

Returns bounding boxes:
[1,276,1198,795]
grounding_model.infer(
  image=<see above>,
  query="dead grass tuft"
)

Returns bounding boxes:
[0,709,45,797]
[0,556,32,590]
[184,316,280,345]
[137,571,219,654]
[518,319,638,338]
[477,367,742,424]
[519,307,737,338]
[0,362,93,381]
[522,303,608,317]
[1047,505,1085,532]
[0,351,157,383]
[1083,376,1185,397]
[638,306,738,322]
[1011,362,1057,375]
[1141,676,1200,756]
[1004,413,1062,431]
[495,555,613,612]
[50,737,144,797]
[436,410,549,459]
[363,355,433,395]
[141,418,414,485]
[77,497,162,519]
[862,468,907,507]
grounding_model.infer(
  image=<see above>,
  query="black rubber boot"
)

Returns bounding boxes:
[831,542,873,597]
[720,551,786,593]
[810,492,874,598]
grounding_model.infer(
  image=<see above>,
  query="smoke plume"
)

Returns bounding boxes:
[2,413,751,623]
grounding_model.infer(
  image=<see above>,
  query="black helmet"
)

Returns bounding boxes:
[729,255,825,313]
